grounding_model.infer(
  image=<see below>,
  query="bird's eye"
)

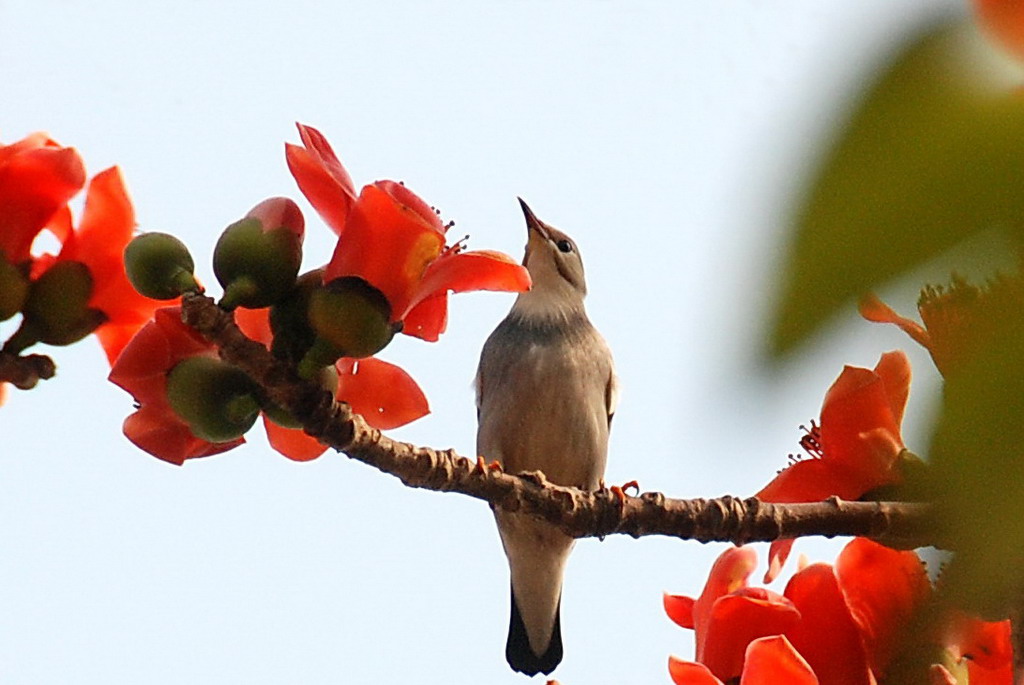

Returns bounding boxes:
[556,239,573,253]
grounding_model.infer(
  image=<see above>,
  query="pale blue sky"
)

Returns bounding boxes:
[1,2,961,683]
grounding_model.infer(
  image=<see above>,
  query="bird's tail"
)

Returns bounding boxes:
[507,585,562,675]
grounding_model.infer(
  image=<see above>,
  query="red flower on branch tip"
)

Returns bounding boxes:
[754,350,911,581]
[664,539,1010,685]
[110,306,429,465]
[285,122,531,341]
[1,132,164,365]
[108,306,242,465]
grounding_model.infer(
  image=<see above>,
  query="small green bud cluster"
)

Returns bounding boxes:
[121,196,403,441]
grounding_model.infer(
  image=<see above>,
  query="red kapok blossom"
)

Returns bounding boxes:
[234,306,429,462]
[665,546,801,682]
[755,350,911,581]
[286,123,530,341]
[0,132,85,265]
[45,166,166,363]
[665,540,985,685]
[109,306,244,464]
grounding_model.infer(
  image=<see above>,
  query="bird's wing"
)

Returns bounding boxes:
[606,367,619,429]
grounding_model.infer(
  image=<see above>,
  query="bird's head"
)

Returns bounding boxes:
[513,198,587,320]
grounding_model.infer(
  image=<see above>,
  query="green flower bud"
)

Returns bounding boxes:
[15,261,106,348]
[124,232,199,299]
[0,259,29,321]
[214,198,304,310]
[166,356,261,443]
[298,277,396,379]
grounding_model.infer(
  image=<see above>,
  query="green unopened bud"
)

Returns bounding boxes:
[299,277,396,378]
[19,261,106,347]
[214,197,304,310]
[124,232,199,300]
[166,356,260,443]
[0,260,29,321]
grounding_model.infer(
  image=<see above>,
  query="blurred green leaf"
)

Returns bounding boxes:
[769,19,1024,355]
[929,310,1024,619]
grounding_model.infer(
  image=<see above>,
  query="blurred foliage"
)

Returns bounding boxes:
[769,19,1024,355]
[769,17,1024,620]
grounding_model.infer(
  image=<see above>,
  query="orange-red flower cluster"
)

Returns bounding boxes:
[665,540,1012,684]
[110,124,528,464]
[0,133,164,403]
[286,123,530,341]
[755,351,911,581]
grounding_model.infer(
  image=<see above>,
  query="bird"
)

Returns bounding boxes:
[475,198,616,676]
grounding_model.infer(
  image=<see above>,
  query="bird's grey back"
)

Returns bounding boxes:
[475,311,615,491]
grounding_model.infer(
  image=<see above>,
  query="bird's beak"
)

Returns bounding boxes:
[518,197,551,240]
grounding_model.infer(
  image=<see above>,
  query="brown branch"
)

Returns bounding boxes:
[0,352,56,390]
[180,293,938,549]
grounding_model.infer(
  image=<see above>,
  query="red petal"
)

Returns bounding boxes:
[58,167,165,364]
[967,658,1014,685]
[296,123,357,199]
[402,249,531,319]
[123,403,243,465]
[685,547,760,659]
[664,592,697,629]
[873,350,911,430]
[948,614,1012,673]
[335,357,429,430]
[234,306,273,347]
[668,657,724,685]
[108,307,214,405]
[757,459,867,504]
[763,540,796,585]
[286,141,354,236]
[262,415,327,462]
[324,183,444,317]
[374,180,445,232]
[0,137,85,263]
[783,563,872,685]
[835,538,930,678]
[401,292,448,342]
[819,361,905,488]
[702,588,801,681]
[859,293,932,351]
[740,636,819,685]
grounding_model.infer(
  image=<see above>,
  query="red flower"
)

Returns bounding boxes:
[108,306,244,465]
[286,123,530,341]
[665,547,801,682]
[0,132,85,266]
[234,307,429,462]
[0,132,163,365]
[45,167,166,363]
[664,539,992,685]
[755,351,911,581]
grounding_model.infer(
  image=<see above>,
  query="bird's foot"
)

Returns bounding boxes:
[608,479,639,505]
[474,456,503,474]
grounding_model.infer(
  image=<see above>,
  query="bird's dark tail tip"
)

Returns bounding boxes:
[505,587,563,676]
